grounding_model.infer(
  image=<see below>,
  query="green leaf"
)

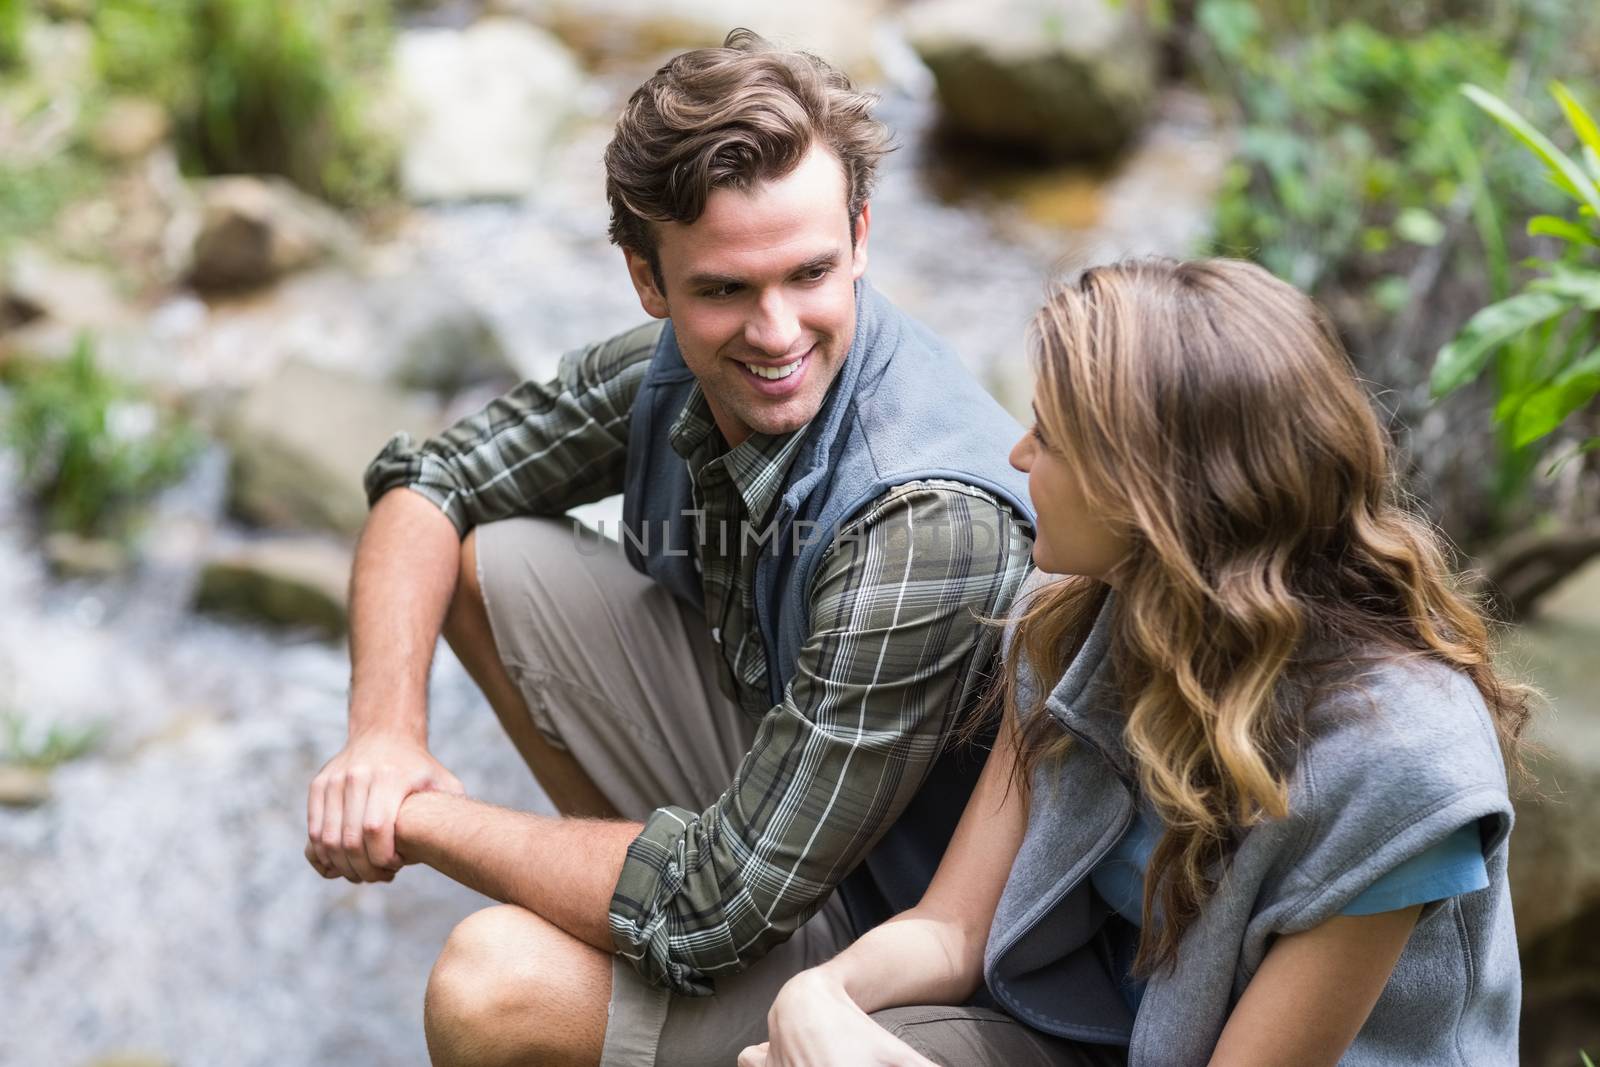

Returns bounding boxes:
[1197,0,1261,60]
[1552,82,1600,160]
[1531,267,1600,310]
[1396,206,1446,246]
[1529,214,1600,247]
[1462,84,1600,219]
[1507,346,1600,447]
[1432,291,1572,397]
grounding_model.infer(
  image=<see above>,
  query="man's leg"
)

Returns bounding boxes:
[442,528,619,819]
[870,1007,1128,1067]
[424,904,612,1067]
[430,515,777,1065]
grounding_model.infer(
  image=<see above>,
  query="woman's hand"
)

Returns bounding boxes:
[736,969,942,1067]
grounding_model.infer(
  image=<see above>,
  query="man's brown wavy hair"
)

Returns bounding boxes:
[603,28,890,282]
[996,257,1534,975]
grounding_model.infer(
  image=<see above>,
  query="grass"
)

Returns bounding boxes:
[0,709,105,770]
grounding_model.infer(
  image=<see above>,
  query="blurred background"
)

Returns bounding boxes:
[1,0,1597,1064]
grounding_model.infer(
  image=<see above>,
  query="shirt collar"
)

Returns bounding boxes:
[668,382,809,522]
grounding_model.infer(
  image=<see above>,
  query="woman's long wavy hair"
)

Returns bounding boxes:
[998,257,1534,975]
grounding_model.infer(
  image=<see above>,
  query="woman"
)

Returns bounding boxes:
[738,258,1531,1067]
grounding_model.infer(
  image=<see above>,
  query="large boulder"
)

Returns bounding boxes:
[189,176,359,293]
[222,361,443,537]
[901,0,1157,162]
[392,18,585,202]
[1504,557,1600,1066]
[488,0,891,83]
[0,247,134,336]
[370,273,517,394]
[88,97,172,163]
[194,535,353,639]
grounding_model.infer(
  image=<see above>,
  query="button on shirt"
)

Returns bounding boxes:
[364,320,1034,994]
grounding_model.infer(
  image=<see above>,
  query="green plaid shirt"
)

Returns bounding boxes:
[366,321,1033,994]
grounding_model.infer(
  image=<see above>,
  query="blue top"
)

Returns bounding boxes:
[1092,805,1489,1013]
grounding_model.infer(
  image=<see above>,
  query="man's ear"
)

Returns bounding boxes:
[850,201,871,281]
[624,248,670,319]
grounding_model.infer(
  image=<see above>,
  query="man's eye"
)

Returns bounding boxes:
[800,266,832,282]
[703,283,741,299]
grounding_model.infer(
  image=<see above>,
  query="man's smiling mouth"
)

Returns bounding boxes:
[741,356,806,380]
[738,346,812,381]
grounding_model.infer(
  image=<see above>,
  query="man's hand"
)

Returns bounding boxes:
[306,729,465,883]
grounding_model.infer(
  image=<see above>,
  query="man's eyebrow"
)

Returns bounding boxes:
[685,251,841,290]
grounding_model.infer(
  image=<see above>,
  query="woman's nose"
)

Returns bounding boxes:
[1009,434,1031,473]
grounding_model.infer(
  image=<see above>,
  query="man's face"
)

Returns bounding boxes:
[624,144,870,449]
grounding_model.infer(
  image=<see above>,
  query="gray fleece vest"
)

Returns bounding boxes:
[621,279,1035,933]
[986,578,1520,1065]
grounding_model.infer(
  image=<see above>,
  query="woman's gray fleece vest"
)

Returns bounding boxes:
[620,279,1035,933]
[987,582,1520,1065]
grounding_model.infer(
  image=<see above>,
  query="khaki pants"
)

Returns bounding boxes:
[477,516,1124,1067]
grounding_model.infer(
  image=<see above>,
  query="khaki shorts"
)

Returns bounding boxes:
[477,516,1122,1067]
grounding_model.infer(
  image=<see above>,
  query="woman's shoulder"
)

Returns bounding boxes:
[1292,651,1508,809]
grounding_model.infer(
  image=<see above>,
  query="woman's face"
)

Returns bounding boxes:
[1010,407,1129,580]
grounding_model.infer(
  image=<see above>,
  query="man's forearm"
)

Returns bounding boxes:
[347,487,461,739]
[396,790,641,952]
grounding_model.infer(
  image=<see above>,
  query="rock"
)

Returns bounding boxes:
[20,20,94,97]
[50,147,201,296]
[373,274,516,393]
[1503,556,1600,1065]
[392,19,585,202]
[89,97,171,162]
[189,176,359,293]
[43,532,133,580]
[489,0,891,82]
[901,0,1157,162]
[222,361,443,536]
[194,535,352,638]
[0,246,135,336]
[79,1055,177,1067]
[0,764,52,808]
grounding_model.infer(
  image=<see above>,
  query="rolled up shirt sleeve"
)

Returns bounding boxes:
[362,320,663,536]
[608,482,1033,994]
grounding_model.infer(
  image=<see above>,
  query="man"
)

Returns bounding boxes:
[305,29,1035,1067]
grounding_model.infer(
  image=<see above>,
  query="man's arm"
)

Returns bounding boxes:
[306,487,466,883]
[393,792,640,951]
[305,323,662,884]
[610,483,1033,994]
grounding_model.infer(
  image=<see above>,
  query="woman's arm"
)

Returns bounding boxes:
[1207,905,1422,1067]
[739,718,1031,1067]
[819,714,1029,1010]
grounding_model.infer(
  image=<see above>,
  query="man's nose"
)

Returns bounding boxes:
[744,289,803,357]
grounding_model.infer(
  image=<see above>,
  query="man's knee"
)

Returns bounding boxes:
[425,905,610,1067]
[424,906,545,1066]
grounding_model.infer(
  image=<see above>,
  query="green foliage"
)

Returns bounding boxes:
[1197,2,1533,296]
[92,0,397,207]
[1,335,198,540]
[1433,82,1600,455]
[0,0,24,73]
[0,709,105,770]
